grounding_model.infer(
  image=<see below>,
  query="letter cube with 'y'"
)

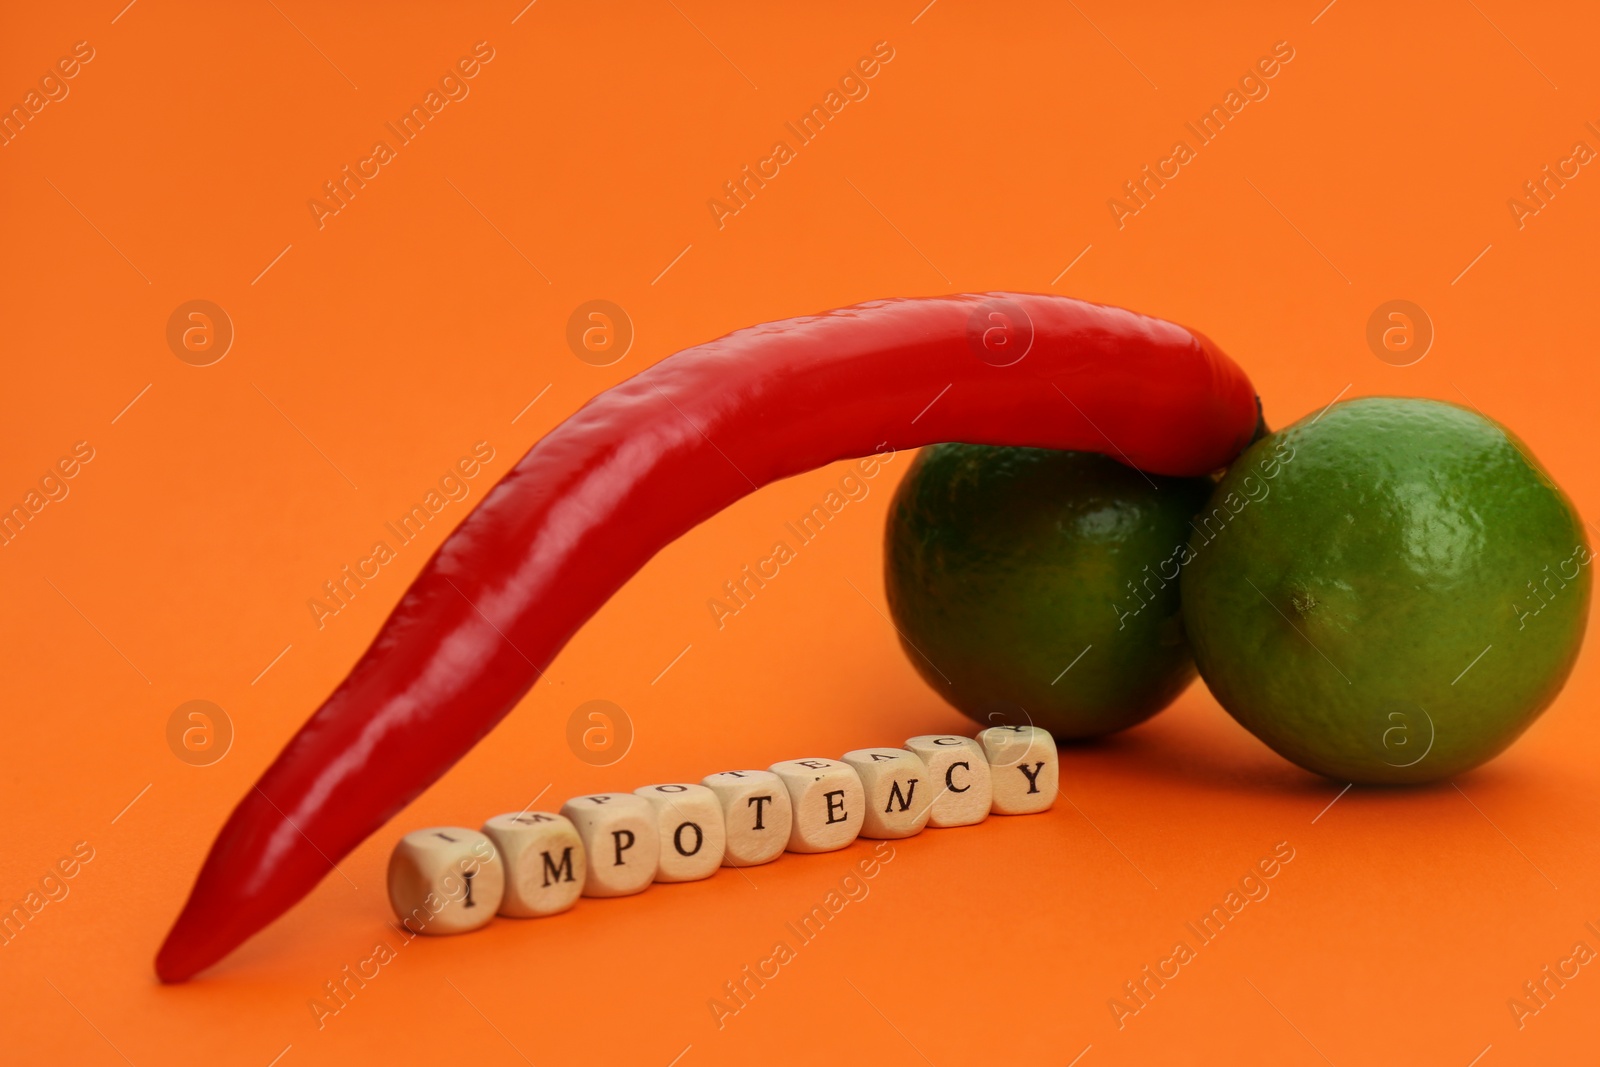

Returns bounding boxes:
[388,827,504,934]
[905,734,992,827]
[559,793,660,897]
[702,769,793,866]
[481,811,586,918]
[841,748,932,839]
[977,725,1058,814]
[634,783,726,882]
[770,758,864,853]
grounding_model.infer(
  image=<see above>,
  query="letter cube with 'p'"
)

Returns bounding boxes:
[559,793,660,897]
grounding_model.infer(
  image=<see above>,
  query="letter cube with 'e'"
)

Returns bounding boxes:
[481,811,586,918]
[388,827,504,935]
[634,783,726,882]
[770,758,864,853]
[841,748,933,839]
[977,725,1058,814]
[559,793,660,898]
[701,769,793,866]
[905,734,993,827]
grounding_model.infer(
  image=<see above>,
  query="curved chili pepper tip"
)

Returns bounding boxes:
[156,292,1259,981]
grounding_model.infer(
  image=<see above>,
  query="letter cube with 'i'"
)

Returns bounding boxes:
[905,734,992,827]
[977,725,1058,814]
[769,758,864,853]
[559,793,660,897]
[481,811,586,918]
[634,783,726,882]
[701,769,792,866]
[387,827,505,934]
[841,748,932,839]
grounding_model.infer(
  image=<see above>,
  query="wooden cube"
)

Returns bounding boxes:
[481,811,586,918]
[769,758,864,853]
[387,827,504,935]
[977,725,1059,815]
[905,734,993,827]
[701,769,793,867]
[841,748,933,839]
[634,783,726,882]
[558,793,660,897]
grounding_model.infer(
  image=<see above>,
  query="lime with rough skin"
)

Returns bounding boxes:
[1181,397,1591,783]
[885,445,1215,739]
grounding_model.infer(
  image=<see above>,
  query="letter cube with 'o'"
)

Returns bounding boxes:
[559,793,660,897]
[481,811,586,918]
[905,734,993,827]
[634,783,726,882]
[770,758,864,853]
[388,827,505,934]
[841,748,933,839]
[701,769,793,866]
[977,725,1058,814]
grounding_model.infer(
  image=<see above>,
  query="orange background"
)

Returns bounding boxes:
[3,1,1597,1064]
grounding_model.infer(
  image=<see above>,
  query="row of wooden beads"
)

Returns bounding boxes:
[387,725,1057,935]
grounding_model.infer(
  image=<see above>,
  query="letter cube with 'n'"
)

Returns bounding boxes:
[841,748,932,839]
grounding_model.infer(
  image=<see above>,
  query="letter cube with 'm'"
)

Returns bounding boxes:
[634,783,726,882]
[770,758,864,853]
[559,793,660,897]
[701,769,793,866]
[841,748,933,839]
[481,811,586,918]
[977,725,1058,814]
[388,827,504,935]
[905,734,993,827]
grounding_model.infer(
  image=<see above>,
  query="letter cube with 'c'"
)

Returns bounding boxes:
[769,758,864,853]
[634,783,726,882]
[388,827,505,935]
[481,811,586,918]
[559,793,660,898]
[841,748,933,839]
[977,725,1058,814]
[701,769,793,866]
[905,734,992,827]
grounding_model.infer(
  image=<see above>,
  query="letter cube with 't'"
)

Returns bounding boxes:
[701,769,793,867]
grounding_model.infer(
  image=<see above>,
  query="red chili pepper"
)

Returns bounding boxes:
[155,292,1258,981]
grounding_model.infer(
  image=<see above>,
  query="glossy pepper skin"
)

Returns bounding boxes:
[155,292,1258,982]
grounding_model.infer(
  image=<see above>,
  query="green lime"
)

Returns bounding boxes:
[885,445,1215,739]
[1181,397,1591,783]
